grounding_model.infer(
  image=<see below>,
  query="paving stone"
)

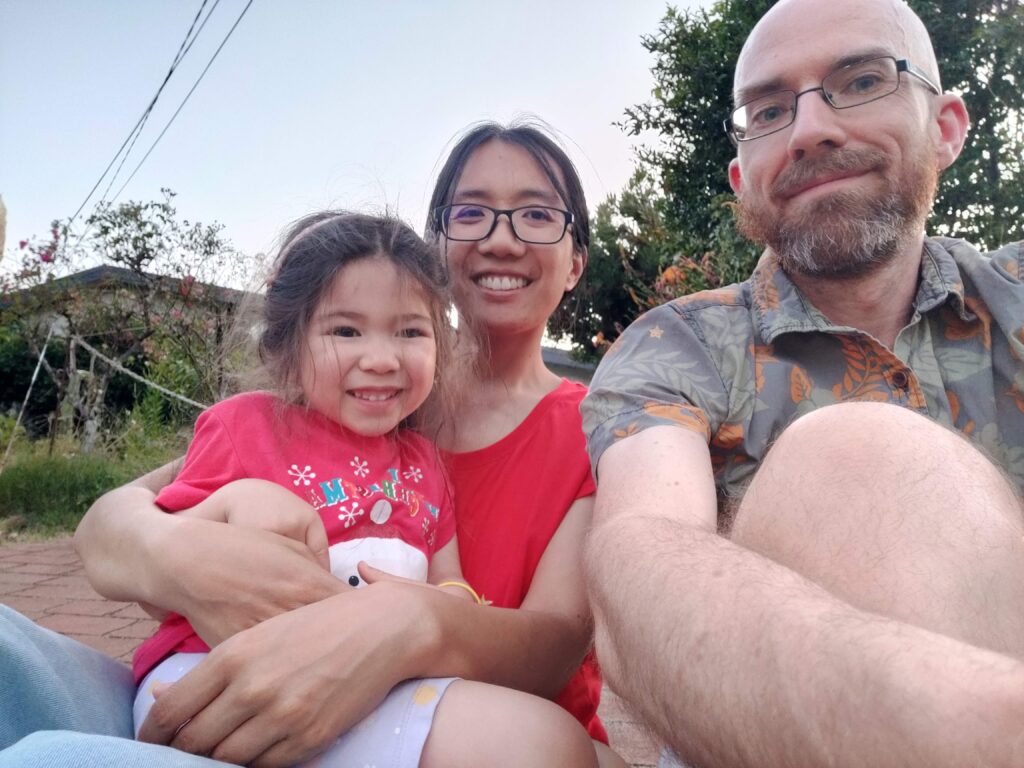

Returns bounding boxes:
[39,575,102,591]
[599,689,643,723]
[36,613,136,637]
[0,571,52,589]
[58,599,128,617]
[111,603,157,620]
[605,719,661,766]
[0,562,70,576]
[73,633,138,663]
[109,619,160,640]
[0,595,71,619]
[11,583,105,600]
[5,553,80,567]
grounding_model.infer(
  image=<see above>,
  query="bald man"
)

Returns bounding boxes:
[582,0,1024,765]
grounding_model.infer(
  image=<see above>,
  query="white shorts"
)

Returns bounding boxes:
[135,652,456,767]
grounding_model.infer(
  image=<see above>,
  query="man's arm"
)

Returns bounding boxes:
[586,426,1024,767]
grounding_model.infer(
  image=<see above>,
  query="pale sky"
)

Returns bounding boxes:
[1,1,710,270]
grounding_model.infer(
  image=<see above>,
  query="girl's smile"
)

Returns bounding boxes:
[300,255,437,437]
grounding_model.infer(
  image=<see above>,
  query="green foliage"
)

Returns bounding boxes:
[622,0,774,259]
[0,433,186,538]
[0,332,63,436]
[135,350,209,433]
[0,454,131,536]
[549,0,774,356]
[909,0,1024,248]
[557,0,1023,357]
[550,169,672,356]
[1,190,242,448]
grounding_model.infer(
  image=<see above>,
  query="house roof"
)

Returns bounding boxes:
[2,264,249,308]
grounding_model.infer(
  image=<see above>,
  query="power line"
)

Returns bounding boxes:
[109,0,255,204]
[97,0,225,207]
[67,0,217,230]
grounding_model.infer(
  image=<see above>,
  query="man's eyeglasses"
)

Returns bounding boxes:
[724,56,941,144]
[434,203,574,245]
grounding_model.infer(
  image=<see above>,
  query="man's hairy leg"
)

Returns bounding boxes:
[731,401,1024,658]
[588,423,1024,767]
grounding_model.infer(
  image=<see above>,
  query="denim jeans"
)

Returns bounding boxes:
[0,605,227,766]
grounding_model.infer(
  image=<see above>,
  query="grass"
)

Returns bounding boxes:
[0,429,187,542]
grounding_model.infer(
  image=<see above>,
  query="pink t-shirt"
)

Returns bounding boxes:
[132,391,454,682]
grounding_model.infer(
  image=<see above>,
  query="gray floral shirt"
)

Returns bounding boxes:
[582,237,1024,514]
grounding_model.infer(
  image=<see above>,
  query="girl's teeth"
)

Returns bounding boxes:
[353,391,393,401]
[477,275,528,291]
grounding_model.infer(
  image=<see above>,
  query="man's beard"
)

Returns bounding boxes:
[736,147,938,279]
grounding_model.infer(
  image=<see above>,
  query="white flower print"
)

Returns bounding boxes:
[287,464,316,486]
[402,466,423,483]
[350,456,369,478]
[338,501,363,528]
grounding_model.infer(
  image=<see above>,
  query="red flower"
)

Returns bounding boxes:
[19,240,28,249]
[40,250,54,263]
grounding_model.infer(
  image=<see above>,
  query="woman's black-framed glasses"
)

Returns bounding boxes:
[724,56,941,144]
[435,203,574,245]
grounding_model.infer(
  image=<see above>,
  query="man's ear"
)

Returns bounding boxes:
[933,94,970,171]
[728,158,743,195]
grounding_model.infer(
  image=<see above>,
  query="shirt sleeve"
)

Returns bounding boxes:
[154,405,248,512]
[581,301,730,476]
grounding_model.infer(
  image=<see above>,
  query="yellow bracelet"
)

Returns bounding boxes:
[437,580,486,605]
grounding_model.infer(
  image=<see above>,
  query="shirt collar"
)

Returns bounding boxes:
[750,238,971,343]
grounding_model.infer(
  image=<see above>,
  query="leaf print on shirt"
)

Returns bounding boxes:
[670,284,743,310]
[752,257,781,312]
[943,297,992,350]
[1008,383,1024,415]
[753,344,778,395]
[993,251,1020,280]
[830,336,890,402]
[789,366,814,404]
[642,402,711,440]
[711,422,744,451]
[612,422,639,441]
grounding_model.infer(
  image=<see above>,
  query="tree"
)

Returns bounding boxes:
[1,190,245,450]
[553,0,1024,358]
[913,0,1024,247]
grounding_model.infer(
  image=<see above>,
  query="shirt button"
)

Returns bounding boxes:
[891,370,910,389]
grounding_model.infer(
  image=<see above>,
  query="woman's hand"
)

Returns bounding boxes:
[155,516,344,647]
[138,579,438,767]
[77,467,342,647]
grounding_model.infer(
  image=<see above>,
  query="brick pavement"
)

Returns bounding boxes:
[1,536,661,766]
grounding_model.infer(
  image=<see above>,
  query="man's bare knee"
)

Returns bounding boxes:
[734,402,1020,539]
[729,402,1024,656]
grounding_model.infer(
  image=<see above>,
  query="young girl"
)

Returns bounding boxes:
[130,211,598,767]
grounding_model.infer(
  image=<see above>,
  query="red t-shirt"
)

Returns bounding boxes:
[443,379,606,742]
[132,392,454,682]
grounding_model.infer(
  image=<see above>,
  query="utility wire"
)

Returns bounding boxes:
[97,0,224,207]
[67,0,215,230]
[110,0,254,204]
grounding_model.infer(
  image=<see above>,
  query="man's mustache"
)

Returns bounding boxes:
[771,149,889,199]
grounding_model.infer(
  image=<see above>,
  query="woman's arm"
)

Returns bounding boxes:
[137,497,595,767]
[420,494,594,696]
[75,464,343,646]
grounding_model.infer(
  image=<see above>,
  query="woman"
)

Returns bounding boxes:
[0,121,617,767]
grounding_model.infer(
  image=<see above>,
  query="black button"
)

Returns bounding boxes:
[891,370,910,389]
[348,575,360,587]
